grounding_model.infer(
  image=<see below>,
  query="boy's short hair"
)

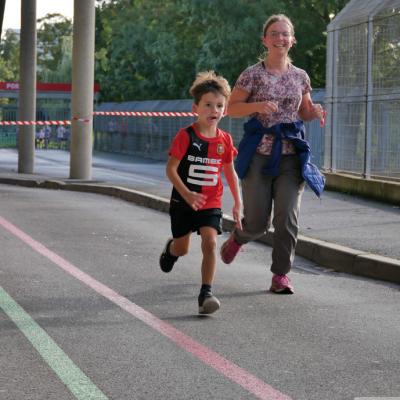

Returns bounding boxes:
[189,71,231,105]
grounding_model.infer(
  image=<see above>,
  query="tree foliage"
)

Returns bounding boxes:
[0,0,350,100]
[94,0,348,101]
[37,13,73,81]
[283,0,348,87]
[39,36,73,83]
[0,14,73,84]
[0,29,20,81]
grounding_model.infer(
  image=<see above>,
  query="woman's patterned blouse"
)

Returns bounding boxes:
[235,61,311,155]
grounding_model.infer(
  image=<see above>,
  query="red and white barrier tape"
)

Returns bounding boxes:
[93,111,196,117]
[0,111,196,126]
[0,120,71,126]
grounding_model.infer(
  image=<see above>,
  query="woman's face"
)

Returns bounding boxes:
[262,20,295,55]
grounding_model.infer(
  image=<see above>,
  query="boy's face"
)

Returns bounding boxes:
[192,92,226,129]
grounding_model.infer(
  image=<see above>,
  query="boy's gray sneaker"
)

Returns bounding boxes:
[198,292,220,314]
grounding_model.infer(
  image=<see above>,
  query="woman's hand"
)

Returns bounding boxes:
[227,88,278,117]
[255,101,278,115]
[299,93,326,125]
[308,101,325,120]
[308,102,327,127]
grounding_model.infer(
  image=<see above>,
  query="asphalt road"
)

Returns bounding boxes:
[1,184,399,400]
[1,149,399,261]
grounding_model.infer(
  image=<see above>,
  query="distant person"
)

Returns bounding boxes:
[44,125,51,149]
[36,128,45,149]
[107,120,117,151]
[35,129,40,149]
[56,125,66,149]
[108,120,117,134]
[64,128,70,141]
[220,14,325,294]
[159,71,242,315]
[120,119,128,153]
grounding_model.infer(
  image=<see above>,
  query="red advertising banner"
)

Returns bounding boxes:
[0,82,100,92]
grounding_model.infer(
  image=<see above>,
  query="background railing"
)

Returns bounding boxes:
[91,91,326,166]
[0,91,326,167]
[4,81,399,182]
[325,0,400,180]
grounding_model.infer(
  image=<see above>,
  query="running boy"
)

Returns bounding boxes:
[159,71,242,315]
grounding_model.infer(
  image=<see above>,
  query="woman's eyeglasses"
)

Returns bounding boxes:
[266,31,292,38]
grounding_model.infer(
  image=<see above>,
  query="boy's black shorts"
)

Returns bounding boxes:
[169,206,223,239]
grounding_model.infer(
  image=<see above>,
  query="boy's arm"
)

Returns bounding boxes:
[223,161,242,230]
[166,156,206,211]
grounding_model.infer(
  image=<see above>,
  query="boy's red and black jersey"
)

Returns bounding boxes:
[168,124,237,210]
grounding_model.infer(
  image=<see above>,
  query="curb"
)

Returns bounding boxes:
[324,171,400,206]
[1,176,400,285]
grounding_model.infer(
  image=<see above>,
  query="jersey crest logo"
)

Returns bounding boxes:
[192,142,202,151]
[217,144,224,155]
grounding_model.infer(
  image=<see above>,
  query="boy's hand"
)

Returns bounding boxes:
[184,191,207,211]
[232,203,242,230]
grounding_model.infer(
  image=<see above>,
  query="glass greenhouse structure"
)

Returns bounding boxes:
[325,0,400,179]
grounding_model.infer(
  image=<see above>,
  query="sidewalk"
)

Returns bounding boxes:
[1,148,399,284]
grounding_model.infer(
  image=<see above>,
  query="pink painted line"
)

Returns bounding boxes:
[0,215,291,400]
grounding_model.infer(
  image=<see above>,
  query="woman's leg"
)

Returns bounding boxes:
[271,155,305,275]
[221,154,273,265]
[234,154,273,244]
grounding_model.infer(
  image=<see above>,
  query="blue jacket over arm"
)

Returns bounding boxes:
[235,117,325,197]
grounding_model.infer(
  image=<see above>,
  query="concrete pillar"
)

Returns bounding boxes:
[18,0,36,174]
[69,0,95,180]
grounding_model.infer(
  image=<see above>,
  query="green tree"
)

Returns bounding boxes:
[94,0,287,101]
[284,0,348,87]
[189,0,286,86]
[94,0,350,100]
[0,29,20,81]
[95,0,177,100]
[40,36,72,83]
[37,13,73,80]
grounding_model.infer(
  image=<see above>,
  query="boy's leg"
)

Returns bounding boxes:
[160,205,193,273]
[170,233,191,257]
[159,232,191,273]
[198,226,220,314]
[199,226,218,285]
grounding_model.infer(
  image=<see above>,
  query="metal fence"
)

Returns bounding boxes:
[0,103,71,149]
[92,91,326,167]
[0,93,325,166]
[325,0,400,180]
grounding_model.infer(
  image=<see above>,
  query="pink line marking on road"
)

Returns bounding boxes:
[0,215,291,400]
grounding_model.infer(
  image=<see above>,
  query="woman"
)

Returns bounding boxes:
[220,14,325,294]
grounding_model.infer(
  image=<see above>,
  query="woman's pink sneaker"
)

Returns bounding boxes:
[270,274,294,294]
[220,235,242,264]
